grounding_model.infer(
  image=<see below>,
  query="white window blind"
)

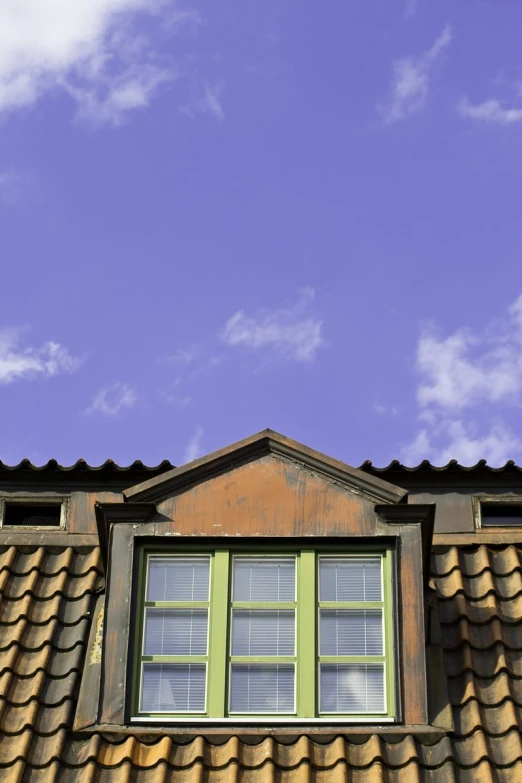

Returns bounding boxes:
[230,664,295,713]
[229,557,296,714]
[141,556,211,714]
[318,555,386,714]
[233,557,295,602]
[144,609,208,656]
[320,664,384,713]
[141,663,206,712]
[320,610,383,656]
[319,557,382,602]
[147,557,210,602]
[232,610,295,656]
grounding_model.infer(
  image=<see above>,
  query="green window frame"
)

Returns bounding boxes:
[132,546,396,721]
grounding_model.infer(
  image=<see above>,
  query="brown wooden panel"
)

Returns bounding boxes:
[68,490,122,533]
[100,525,134,725]
[398,524,428,725]
[156,456,378,538]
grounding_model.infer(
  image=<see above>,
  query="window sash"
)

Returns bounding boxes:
[133,548,396,720]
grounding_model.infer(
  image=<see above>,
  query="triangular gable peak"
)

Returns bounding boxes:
[122,430,408,540]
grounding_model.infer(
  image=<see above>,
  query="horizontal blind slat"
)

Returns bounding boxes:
[230,664,295,713]
[233,558,295,602]
[232,610,295,656]
[319,557,382,602]
[144,609,208,656]
[141,663,206,712]
[320,610,383,656]
[320,664,384,713]
[147,557,210,602]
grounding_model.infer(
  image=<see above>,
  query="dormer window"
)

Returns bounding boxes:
[0,497,68,529]
[132,547,396,721]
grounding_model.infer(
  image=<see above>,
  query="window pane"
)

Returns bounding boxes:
[141,663,206,712]
[147,557,210,602]
[232,610,295,656]
[320,664,384,713]
[320,610,383,656]
[144,609,208,656]
[233,557,295,602]
[319,558,382,602]
[230,664,295,713]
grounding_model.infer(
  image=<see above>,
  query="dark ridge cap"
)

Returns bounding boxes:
[360,459,521,473]
[0,458,174,473]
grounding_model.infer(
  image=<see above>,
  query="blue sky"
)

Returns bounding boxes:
[1,0,522,468]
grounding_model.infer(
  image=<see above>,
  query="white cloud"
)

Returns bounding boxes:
[183,426,203,463]
[85,382,137,416]
[380,25,452,123]
[417,301,522,411]
[458,97,522,125]
[402,294,522,466]
[0,328,82,384]
[401,421,521,467]
[163,347,198,366]
[221,287,323,362]
[158,389,191,406]
[0,0,187,125]
[181,83,225,122]
[374,403,398,417]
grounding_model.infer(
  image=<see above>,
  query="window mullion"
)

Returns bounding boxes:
[207,550,230,717]
[298,550,316,718]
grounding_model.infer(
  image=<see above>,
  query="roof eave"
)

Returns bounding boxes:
[124,429,408,505]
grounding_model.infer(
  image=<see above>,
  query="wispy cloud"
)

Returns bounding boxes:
[458,97,522,125]
[157,388,191,406]
[180,83,225,122]
[162,346,199,366]
[374,403,398,417]
[403,420,521,467]
[221,287,323,362]
[85,382,137,416]
[379,25,452,124]
[0,328,82,385]
[183,426,203,463]
[0,0,193,125]
[401,295,522,466]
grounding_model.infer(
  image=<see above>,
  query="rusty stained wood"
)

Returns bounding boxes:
[73,594,105,731]
[153,455,385,538]
[99,525,135,726]
[398,525,428,726]
[125,429,406,505]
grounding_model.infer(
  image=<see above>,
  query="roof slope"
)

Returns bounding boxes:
[1,543,522,782]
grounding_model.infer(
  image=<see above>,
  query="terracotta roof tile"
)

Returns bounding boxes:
[2,543,522,780]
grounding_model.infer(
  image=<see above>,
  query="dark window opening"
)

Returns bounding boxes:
[3,502,62,528]
[481,504,522,527]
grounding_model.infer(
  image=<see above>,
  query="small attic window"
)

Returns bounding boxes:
[0,498,67,529]
[479,501,522,527]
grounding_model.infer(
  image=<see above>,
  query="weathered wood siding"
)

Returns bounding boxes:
[154,455,383,538]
